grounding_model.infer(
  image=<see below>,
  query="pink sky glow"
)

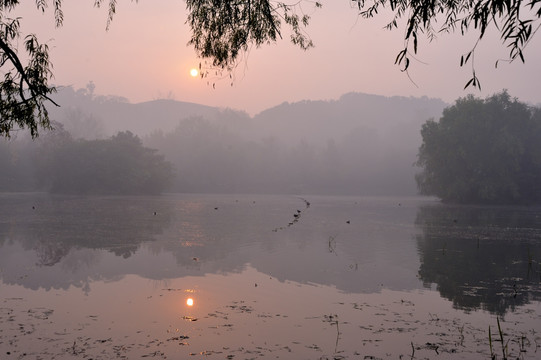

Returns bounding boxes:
[15,0,541,115]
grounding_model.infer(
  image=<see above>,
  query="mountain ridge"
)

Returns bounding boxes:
[51,86,448,140]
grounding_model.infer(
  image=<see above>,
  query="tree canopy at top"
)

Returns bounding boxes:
[2,0,541,137]
[188,0,541,85]
[353,0,541,88]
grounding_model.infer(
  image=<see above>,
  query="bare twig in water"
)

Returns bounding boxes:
[497,317,508,360]
[489,325,494,359]
[299,197,311,208]
[519,335,530,354]
[458,324,465,346]
[323,314,340,354]
[334,316,340,353]
[328,236,337,255]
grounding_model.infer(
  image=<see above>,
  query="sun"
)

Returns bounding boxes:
[190,68,199,77]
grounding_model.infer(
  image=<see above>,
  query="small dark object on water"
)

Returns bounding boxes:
[192,257,198,261]
[255,283,258,287]
[346,220,350,224]
[214,207,218,210]
[398,203,401,206]
[153,211,157,215]
[32,206,35,210]
[293,213,299,218]
[453,219,458,223]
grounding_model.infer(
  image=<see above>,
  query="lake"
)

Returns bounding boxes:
[1,193,541,359]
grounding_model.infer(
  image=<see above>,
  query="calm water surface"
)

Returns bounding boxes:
[1,193,541,359]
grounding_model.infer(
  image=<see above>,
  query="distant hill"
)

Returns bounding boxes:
[49,86,244,138]
[49,87,447,145]
[252,92,447,148]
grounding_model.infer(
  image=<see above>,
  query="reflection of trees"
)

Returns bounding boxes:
[35,240,71,267]
[415,203,541,315]
[0,194,173,267]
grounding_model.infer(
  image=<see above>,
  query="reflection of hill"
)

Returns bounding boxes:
[0,194,289,291]
[248,196,424,293]
[415,204,541,315]
[1,194,426,295]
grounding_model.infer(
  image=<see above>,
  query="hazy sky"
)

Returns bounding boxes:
[16,0,541,115]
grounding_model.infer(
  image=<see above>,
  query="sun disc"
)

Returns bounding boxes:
[190,68,198,77]
[186,298,194,306]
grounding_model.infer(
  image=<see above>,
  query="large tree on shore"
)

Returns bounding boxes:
[2,0,541,138]
[416,91,541,204]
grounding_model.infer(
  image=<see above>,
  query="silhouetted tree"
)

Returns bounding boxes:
[41,131,174,195]
[416,91,541,204]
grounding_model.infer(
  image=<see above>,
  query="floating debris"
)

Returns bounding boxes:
[271,197,311,232]
[182,316,198,322]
